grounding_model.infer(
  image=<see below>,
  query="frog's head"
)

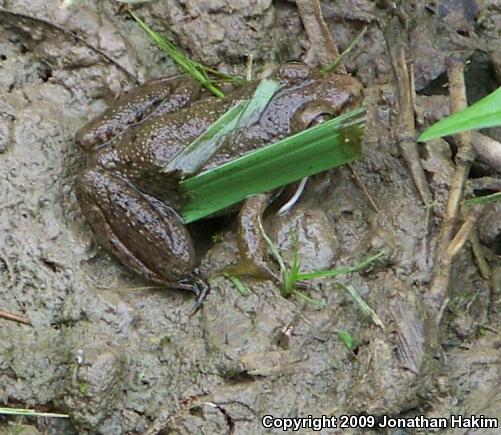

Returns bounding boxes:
[271,63,363,134]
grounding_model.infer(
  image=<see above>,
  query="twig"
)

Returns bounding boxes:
[472,132,501,173]
[322,27,367,74]
[348,163,380,212]
[0,8,139,84]
[468,176,501,191]
[393,48,433,207]
[446,210,477,258]
[468,220,491,282]
[295,0,345,71]
[427,55,476,316]
[0,309,31,325]
[381,11,433,207]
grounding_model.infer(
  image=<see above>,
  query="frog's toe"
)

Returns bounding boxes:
[75,168,196,286]
[178,276,210,316]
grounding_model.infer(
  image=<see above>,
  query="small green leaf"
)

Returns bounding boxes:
[419,87,501,141]
[225,274,251,296]
[464,192,501,206]
[337,330,357,351]
[338,283,384,329]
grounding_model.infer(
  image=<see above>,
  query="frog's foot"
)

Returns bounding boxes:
[75,167,198,292]
[178,275,210,316]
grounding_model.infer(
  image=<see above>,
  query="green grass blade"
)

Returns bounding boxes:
[296,250,384,280]
[179,107,366,223]
[284,244,301,296]
[225,274,251,296]
[464,192,501,206]
[291,289,324,307]
[130,12,224,97]
[0,407,68,418]
[321,27,367,74]
[337,330,357,351]
[163,79,280,176]
[419,87,501,141]
[338,283,385,329]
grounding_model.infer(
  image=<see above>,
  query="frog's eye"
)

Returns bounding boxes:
[291,101,335,133]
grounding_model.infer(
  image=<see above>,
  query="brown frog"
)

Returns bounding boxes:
[75,64,362,310]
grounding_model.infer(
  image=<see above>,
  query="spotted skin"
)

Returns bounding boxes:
[75,66,363,307]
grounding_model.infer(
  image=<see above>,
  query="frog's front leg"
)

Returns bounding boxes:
[230,193,282,283]
[75,167,209,308]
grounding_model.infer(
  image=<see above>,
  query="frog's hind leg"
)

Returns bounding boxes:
[75,167,205,298]
[76,77,201,150]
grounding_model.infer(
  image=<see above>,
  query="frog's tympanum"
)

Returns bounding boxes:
[75,64,362,310]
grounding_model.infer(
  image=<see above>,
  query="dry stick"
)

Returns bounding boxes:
[0,309,31,325]
[469,176,501,191]
[393,49,433,207]
[472,132,501,173]
[348,164,380,212]
[295,0,345,72]
[427,56,476,319]
[0,8,139,84]
[468,219,491,282]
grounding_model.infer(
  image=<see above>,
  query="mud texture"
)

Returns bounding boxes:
[1,1,500,434]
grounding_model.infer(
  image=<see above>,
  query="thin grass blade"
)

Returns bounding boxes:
[464,191,501,206]
[130,12,224,97]
[0,407,68,418]
[338,283,384,329]
[337,330,357,351]
[419,87,501,141]
[225,274,252,296]
[297,250,384,280]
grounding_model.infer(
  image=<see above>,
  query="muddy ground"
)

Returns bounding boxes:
[0,1,500,434]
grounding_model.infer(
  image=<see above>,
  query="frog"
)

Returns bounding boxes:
[74,63,362,311]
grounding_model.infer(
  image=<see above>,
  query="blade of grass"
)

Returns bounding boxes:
[284,243,301,297]
[419,87,501,141]
[291,289,324,307]
[0,407,68,418]
[130,12,224,97]
[179,107,366,223]
[225,274,251,296]
[163,101,245,175]
[338,283,384,329]
[117,0,153,3]
[321,27,368,74]
[464,191,501,206]
[296,250,384,280]
[163,78,280,176]
[337,330,357,351]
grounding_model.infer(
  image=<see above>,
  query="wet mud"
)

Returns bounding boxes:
[0,1,500,434]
